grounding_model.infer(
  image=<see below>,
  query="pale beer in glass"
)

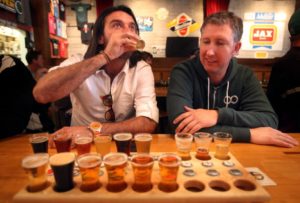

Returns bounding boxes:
[22,153,49,192]
[94,134,112,156]
[134,133,152,153]
[175,133,193,160]
[213,132,232,160]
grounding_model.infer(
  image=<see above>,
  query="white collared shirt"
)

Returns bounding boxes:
[50,54,159,126]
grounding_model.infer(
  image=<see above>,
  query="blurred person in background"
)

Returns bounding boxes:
[25,50,54,133]
[267,9,300,132]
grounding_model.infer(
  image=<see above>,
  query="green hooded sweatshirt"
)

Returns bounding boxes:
[167,56,278,142]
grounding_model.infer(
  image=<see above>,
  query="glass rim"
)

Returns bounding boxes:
[22,153,49,169]
[134,133,152,141]
[131,153,154,167]
[103,152,128,166]
[158,153,181,166]
[49,152,75,166]
[194,132,212,138]
[213,132,232,139]
[76,153,102,168]
[113,133,133,141]
[175,132,193,140]
[53,133,72,141]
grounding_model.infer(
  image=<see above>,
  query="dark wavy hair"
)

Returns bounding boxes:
[84,5,141,67]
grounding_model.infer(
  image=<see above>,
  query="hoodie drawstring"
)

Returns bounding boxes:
[207,78,230,109]
[207,77,210,109]
[225,81,229,108]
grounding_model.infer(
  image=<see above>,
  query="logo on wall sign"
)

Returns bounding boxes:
[250,24,277,49]
[167,13,200,37]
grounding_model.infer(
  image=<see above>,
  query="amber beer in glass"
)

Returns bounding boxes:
[134,133,152,154]
[131,154,154,192]
[175,133,193,160]
[74,133,93,156]
[22,153,49,192]
[113,133,132,156]
[194,132,213,160]
[30,133,49,153]
[77,153,102,192]
[158,153,181,192]
[213,132,232,160]
[50,152,75,192]
[103,153,128,192]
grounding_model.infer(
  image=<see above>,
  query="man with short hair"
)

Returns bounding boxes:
[167,11,298,148]
[33,5,158,135]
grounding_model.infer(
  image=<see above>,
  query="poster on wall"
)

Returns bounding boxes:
[136,16,153,32]
[241,12,285,51]
[167,13,200,37]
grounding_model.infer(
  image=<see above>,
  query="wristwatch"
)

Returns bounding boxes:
[89,121,102,135]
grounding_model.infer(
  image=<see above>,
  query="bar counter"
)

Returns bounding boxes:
[0,133,299,203]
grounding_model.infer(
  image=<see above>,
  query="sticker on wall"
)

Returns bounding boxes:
[167,13,200,37]
[241,12,284,51]
[156,7,169,21]
[136,16,153,32]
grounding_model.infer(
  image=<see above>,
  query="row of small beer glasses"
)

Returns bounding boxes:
[23,131,232,193]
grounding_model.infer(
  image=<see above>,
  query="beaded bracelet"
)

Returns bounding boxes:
[100,51,111,64]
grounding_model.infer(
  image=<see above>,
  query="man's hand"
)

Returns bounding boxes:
[250,127,299,148]
[173,106,218,134]
[49,126,91,148]
[103,32,140,60]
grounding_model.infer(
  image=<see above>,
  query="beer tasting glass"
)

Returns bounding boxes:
[29,133,49,153]
[158,153,181,192]
[113,133,133,156]
[175,133,193,160]
[94,134,112,157]
[77,153,102,192]
[74,132,93,156]
[134,133,152,154]
[22,153,49,192]
[53,132,72,153]
[49,152,75,192]
[213,132,232,160]
[103,152,128,192]
[194,132,213,160]
[131,153,154,192]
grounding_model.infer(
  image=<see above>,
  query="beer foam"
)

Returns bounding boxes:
[50,152,75,166]
[77,155,101,168]
[75,137,93,145]
[113,133,132,141]
[103,153,127,166]
[134,134,152,142]
[22,153,49,169]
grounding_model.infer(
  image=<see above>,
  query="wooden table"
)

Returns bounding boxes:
[0,133,299,203]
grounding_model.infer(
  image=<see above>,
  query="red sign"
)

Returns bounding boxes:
[250,25,277,45]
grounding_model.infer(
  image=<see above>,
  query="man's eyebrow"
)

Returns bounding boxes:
[109,19,123,24]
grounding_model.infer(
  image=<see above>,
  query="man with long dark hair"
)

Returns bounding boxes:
[34,5,158,135]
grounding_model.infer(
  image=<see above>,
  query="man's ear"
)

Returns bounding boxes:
[98,36,104,44]
[233,41,242,56]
